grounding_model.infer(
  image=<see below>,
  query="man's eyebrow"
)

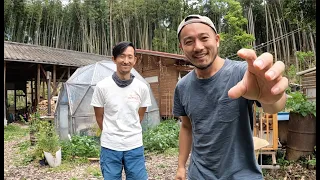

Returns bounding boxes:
[182,33,210,41]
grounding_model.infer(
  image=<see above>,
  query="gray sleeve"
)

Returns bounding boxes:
[173,86,187,117]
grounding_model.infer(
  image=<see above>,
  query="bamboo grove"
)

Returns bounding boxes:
[4,0,316,82]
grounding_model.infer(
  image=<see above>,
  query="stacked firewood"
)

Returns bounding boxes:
[37,100,56,116]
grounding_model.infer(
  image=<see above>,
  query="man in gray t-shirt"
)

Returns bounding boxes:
[174,15,288,180]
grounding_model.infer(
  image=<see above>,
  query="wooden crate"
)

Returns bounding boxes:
[253,104,279,168]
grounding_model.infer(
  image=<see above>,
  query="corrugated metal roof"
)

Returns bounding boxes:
[136,49,187,61]
[4,41,110,67]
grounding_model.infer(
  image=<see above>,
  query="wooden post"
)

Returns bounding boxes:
[25,82,28,111]
[47,71,51,115]
[42,80,46,99]
[53,65,56,95]
[31,79,33,108]
[14,89,16,120]
[37,64,40,107]
[4,61,7,126]
[67,67,70,78]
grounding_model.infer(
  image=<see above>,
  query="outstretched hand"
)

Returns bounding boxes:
[228,48,288,105]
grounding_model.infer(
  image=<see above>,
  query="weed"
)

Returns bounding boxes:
[143,119,180,153]
[86,166,102,177]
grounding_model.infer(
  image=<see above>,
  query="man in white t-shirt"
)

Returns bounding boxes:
[91,41,151,180]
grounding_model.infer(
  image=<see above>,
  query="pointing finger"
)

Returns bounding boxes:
[237,49,257,64]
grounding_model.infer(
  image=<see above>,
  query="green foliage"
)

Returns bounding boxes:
[285,64,298,83]
[59,135,100,162]
[218,0,255,58]
[4,124,29,141]
[29,112,42,133]
[35,121,60,155]
[86,166,102,177]
[285,91,316,117]
[276,150,291,167]
[295,51,315,70]
[15,140,36,165]
[308,157,316,166]
[143,119,180,153]
[59,140,74,161]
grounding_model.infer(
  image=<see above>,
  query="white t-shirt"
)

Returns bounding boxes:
[90,76,151,151]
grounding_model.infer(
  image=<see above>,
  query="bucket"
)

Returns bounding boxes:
[286,113,316,161]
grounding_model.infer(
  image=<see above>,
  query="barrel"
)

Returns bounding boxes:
[286,112,316,161]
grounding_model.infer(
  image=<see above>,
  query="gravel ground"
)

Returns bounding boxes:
[4,124,315,180]
[4,125,184,180]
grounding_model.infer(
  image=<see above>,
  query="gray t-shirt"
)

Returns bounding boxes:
[173,59,263,180]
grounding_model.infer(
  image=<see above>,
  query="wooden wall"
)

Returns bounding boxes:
[301,70,316,101]
[135,54,179,118]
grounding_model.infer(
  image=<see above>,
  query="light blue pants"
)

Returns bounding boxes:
[100,146,148,180]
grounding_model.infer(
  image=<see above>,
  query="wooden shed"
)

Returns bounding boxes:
[296,67,316,101]
[4,41,193,124]
[4,41,107,125]
[135,49,193,119]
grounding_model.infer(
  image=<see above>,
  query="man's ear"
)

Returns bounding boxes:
[133,56,137,65]
[216,34,220,48]
[112,56,116,63]
[179,43,182,49]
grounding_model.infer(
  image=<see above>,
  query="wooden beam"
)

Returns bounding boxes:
[42,79,46,99]
[47,71,51,115]
[51,69,67,96]
[31,79,33,109]
[4,61,7,125]
[53,65,56,95]
[37,64,40,106]
[67,67,71,78]
[40,64,54,87]
[296,67,316,75]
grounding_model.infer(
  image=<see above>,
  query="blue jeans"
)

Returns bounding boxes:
[100,146,148,180]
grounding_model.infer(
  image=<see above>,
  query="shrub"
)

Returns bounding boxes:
[143,119,180,153]
[285,91,316,117]
[70,135,100,158]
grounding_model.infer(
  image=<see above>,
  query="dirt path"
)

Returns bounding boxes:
[4,132,182,180]
[4,125,315,180]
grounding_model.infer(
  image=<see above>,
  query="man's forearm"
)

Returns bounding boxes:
[178,125,192,169]
[93,107,104,131]
[261,93,287,114]
[96,117,103,130]
[138,107,147,123]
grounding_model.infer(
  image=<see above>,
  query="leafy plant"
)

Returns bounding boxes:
[308,157,316,166]
[285,91,316,117]
[143,119,180,153]
[70,135,100,158]
[36,121,60,155]
[276,150,291,167]
[29,112,42,133]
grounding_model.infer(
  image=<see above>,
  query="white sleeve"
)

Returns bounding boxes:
[90,85,105,107]
[140,85,152,107]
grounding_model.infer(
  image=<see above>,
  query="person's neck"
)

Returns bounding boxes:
[116,71,131,80]
[195,57,225,79]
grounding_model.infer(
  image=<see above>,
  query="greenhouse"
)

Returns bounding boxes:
[54,60,160,140]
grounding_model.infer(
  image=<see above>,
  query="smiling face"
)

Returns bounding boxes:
[112,46,137,76]
[179,23,220,70]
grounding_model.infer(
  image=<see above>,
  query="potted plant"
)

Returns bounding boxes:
[285,91,316,161]
[36,121,61,167]
[29,112,42,146]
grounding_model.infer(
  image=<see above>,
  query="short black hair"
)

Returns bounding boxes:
[112,41,136,59]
